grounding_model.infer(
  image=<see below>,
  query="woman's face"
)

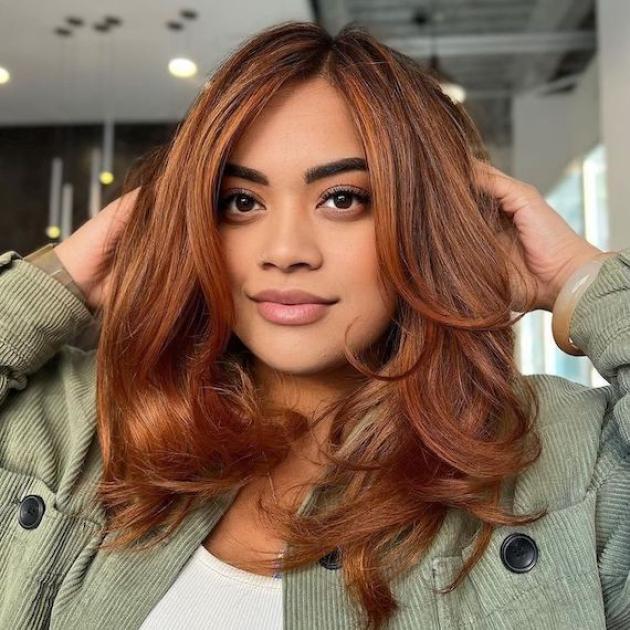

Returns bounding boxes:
[218,77,396,380]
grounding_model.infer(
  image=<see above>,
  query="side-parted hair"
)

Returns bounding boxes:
[89,20,544,630]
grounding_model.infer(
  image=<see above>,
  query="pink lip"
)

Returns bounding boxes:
[251,288,336,305]
[254,300,333,325]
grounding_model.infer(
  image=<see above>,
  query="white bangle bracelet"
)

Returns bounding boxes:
[551,251,618,355]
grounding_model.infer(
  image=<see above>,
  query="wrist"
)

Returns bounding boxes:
[53,242,97,312]
[546,245,604,311]
[25,243,95,314]
[551,249,618,355]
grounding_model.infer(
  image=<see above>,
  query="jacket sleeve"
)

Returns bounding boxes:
[0,250,96,406]
[570,246,630,630]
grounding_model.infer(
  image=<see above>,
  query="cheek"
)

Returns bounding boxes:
[342,229,382,293]
[221,232,250,287]
[338,239,395,325]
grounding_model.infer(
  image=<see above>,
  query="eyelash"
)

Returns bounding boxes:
[217,185,371,218]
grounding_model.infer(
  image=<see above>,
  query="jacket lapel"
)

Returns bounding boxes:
[53,488,240,629]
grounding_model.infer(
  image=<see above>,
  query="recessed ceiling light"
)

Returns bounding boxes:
[0,67,10,84]
[168,57,198,78]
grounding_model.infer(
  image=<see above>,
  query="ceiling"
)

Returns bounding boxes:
[0,0,597,148]
[323,0,597,146]
[0,0,314,125]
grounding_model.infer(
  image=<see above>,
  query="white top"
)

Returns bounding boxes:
[139,545,283,629]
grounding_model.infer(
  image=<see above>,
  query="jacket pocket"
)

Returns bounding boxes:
[432,496,606,629]
[0,471,101,630]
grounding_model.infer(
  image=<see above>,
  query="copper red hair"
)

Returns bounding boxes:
[87,21,544,630]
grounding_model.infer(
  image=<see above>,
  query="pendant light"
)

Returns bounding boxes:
[47,25,73,240]
[88,147,102,218]
[60,182,74,240]
[47,158,63,240]
[167,9,199,79]
[94,16,122,185]
[422,1,466,103]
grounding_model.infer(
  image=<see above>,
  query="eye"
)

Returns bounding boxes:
[217,185,372,219]
[319,186,371,213]
[217,189,262,216]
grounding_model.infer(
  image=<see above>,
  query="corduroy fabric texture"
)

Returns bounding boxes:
[0,247,628,629]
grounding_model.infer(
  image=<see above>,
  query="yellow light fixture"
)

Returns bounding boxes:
[100,117,115,184]
[46,225,61,239]
[99,171,114,185]
[0,67,10,84]
[168,57,197,78]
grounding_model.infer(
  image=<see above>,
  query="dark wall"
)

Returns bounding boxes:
[0,122,177,255]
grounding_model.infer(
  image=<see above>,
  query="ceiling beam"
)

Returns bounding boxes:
[352,4,533,24]
[382,30,595,58]
[512,0,595,91]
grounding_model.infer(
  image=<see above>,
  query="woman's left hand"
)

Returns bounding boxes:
[474,161,605,313]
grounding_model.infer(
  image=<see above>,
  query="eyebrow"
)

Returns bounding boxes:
[223,157,368,185]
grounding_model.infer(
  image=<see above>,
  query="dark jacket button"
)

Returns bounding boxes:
[500,532,538,573]
[319,547,342,570]
[18,495,46,530]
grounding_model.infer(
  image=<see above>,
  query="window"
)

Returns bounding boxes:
[515,144,609,387]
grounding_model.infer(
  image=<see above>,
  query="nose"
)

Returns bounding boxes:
[257,206,323,272]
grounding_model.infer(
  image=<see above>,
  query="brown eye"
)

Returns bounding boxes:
[233,194,256,212]
[331,192,353,209]
[218,192,261,216]
[321,186,371,213]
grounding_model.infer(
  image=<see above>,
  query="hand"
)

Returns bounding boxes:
[474,161,605,312]
[54,188,140,312]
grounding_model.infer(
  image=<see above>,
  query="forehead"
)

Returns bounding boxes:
[226,77,366,175]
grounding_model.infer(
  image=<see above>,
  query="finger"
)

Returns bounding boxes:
[472,161,538,215]
[473,161,516,196]
[112,187,140,213]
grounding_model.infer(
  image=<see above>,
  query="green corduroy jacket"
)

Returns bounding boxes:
[0,247,629,630]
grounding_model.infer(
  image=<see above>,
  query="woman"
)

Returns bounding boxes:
[0,20,628,630]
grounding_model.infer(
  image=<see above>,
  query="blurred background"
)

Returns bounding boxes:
[1,0,628,386]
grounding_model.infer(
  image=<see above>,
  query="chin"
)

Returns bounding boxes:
[246,345,348,375]
[258,357,344,376]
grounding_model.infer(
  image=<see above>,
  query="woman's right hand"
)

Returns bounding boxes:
[53,188,140,312]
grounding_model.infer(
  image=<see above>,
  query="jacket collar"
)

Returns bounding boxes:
[53,479,482,629]
[54,478,363,628]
